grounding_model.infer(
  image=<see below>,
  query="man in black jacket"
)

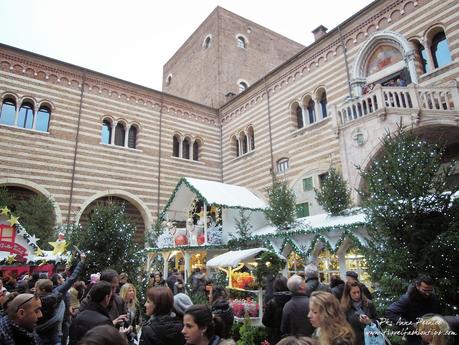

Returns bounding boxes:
[68,281,114,345]
[386,275,441,345]
[280,274,314,338]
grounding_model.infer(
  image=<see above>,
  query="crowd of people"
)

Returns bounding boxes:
[0,257,457,345]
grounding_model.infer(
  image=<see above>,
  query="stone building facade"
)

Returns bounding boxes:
[0,0,458,242]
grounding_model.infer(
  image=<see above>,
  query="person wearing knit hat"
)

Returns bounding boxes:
[173,293,193,320]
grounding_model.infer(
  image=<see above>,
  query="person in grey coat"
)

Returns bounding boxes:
[280,274,314,338]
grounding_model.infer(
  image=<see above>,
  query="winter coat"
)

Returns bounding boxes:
[443,315,459,345]
[262,291,291,344]
[345,300,377,345]
[139,313,186,345]
[68,301,113,345]
[0,315,42,345]
[166,274,178,291]
[36,260,85,345]
[79,290,127,321]
[191,272,206,293]
[280,293,314,337]
[305,277,331,297]
[386,283,441,345]
[211,299,234,339]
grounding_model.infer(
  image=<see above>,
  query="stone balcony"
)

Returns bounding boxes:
[336,84,459,127]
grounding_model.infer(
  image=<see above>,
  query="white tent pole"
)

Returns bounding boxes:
[203,201,208,245]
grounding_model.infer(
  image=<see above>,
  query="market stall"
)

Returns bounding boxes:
[0,207,68,277]
[148,177,268,282]
[207,247,287,324]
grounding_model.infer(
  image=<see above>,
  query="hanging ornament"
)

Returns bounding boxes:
[197,233,205,245]
[175,234,188,246]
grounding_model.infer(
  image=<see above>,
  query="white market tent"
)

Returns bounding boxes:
[162,177,268,242]
[206,247,285,268]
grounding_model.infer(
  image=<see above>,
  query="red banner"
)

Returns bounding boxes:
[0,241,28,256]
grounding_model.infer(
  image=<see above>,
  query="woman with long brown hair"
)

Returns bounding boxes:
[341,283,377,345]
[140,287,186,345]
[308,291,355,345]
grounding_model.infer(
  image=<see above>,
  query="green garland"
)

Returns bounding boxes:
[253,251,287,286]
[145,244,228,253]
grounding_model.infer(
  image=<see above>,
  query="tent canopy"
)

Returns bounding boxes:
[206,247,285,268]
[164,177,267,220]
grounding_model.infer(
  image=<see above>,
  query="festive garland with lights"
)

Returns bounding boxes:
[0,206,67,265]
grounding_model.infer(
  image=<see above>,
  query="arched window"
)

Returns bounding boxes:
[182,138,190,159]
[36,105,51,132]
[431,31,452,69]
[247,126,255,151]
[166,75,172,86]
[415,41,429,74]
[128,126,137,149]
[319,91,328,119]
[241,133,248,154]
[294,103,303,129]
[239,82,248,93]
[237,36,246,49]
[114,123,125,146]
[101,119,112,144]
[307,99,316,124]
[193,140,200,161]
[277,158,289,174]
[204,36,211,49]
[17,101,34,129]
[0,98,16,126]
[172,135,180,157]
[231,136,239,157]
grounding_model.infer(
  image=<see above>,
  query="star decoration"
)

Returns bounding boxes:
[6,255,15,264]
[34,247,44,257]
[49,241,67,255]
[7,215,19,226]
[28,234,40,247]
[39,259,48,266]
[0,206,10,216]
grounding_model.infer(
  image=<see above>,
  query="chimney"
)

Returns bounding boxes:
[312,25,328,41]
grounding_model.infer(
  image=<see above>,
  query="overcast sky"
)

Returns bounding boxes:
[0,0,373,91]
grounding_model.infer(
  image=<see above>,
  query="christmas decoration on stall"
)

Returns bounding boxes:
[0,206,52,264]
[48,232,67,255]
[253,251,286,288]
[264,174,297,230]
[358,124,459,314]
[315,167,352,215]
[228,209,257,249]
[0,188,55,249]
[66,201,144,282]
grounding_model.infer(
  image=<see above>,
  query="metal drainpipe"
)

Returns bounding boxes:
[338,25,353,99]
[218,108,224,182]
[156,93,164,218]
[263,77,275,180]
[66,72,86,224]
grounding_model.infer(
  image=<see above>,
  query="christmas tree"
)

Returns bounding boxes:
[264,175,297,230]
[315,167,352,215]
[67,201,144,281]
[358,125,458,313]
[228,209,255,249]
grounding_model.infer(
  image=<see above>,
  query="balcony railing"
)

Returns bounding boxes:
[337,84,459,125]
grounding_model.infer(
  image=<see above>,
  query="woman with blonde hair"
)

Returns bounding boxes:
[417,314,452,345]
[119,283,140,331]
[276,336,318,345]
[308,291,355,345]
